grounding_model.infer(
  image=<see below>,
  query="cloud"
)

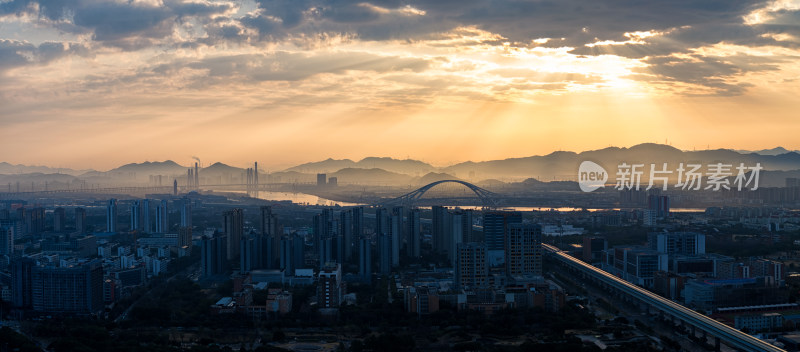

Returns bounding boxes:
[0,39,89,73]
[2,0,800,98]
[1,0,235,49]
[629,53,786,96]
[145,50,431,87]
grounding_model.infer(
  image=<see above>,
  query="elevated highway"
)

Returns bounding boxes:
[544,243,785,352]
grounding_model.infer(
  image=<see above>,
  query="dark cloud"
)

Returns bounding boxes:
[1,0,233,49]
[0,39,89,73]
[0,40,32,71]
[2,0,792,52]
[2,0,789,52]
[630,53,785,96]
[322,4,381,24]
[73,3,173,42]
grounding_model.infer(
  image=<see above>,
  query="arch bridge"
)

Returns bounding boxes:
[379,180,501,207]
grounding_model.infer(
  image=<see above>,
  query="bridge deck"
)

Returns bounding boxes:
[544,243,785,352]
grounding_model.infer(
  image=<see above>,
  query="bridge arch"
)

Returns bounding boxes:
[381,180,500,207]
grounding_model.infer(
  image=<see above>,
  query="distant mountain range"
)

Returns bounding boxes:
[732,147,800,156]
[0,162,92,176]
[286,157,436,175]
[442,144,800,181]
[2,144,800,187]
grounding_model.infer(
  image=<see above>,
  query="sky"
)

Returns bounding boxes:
[1,0,799,171]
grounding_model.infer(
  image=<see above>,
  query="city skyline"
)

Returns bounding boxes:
[1,0,800,170]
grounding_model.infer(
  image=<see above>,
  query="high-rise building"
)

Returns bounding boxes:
[314,208,338,266]
[223,208,244,260]
[432,206,449,254]
[407,208,421,258]
[25,207,45,235]
[379,233,391,275]
[319,236,333,268]
[449,212,463,264]
[483,211,522,251]
[201,235,227,277]
[260,206,280,268]
[53,207,66,233]
[359,237,372,283]
[130,201,140,231]
[340,210,353,260]
[180,200,192,228]
[293,234,304,270]
[240,236,257,274]
[461,209,476,242]
[648,194,670,218]
[0,219,21,241]
[10,257,35,309]
[106,199,118,233]
[314,208,334,249]
[456,243,488,290]
[389,212,401,267]
[31,260,104,315]
[255,234,273,269]
[317,173,327,187]
[391,206,405,251]
[375,207,389,236]
[74,207,87,234]
[178,226,192,252]
[0,226,13,256]
[280,234,304,274]
[647,232,705,256]
[448,210,473,263]
[483,211,522,267]
[317,263,344,309]
[279,236,297,274]
[155,200,168,233]
[352,206,364,238]
[16,207,25,223]
[141,199,150,233]
[260,206,279,237]
[506,223,543,277]
[333,222,344,264]
[280,236,294,274]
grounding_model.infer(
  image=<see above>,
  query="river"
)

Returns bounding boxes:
[224,190,706,212]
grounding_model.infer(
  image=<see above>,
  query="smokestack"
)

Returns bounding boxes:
[254,162,258,187]
[194,162,199,188]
